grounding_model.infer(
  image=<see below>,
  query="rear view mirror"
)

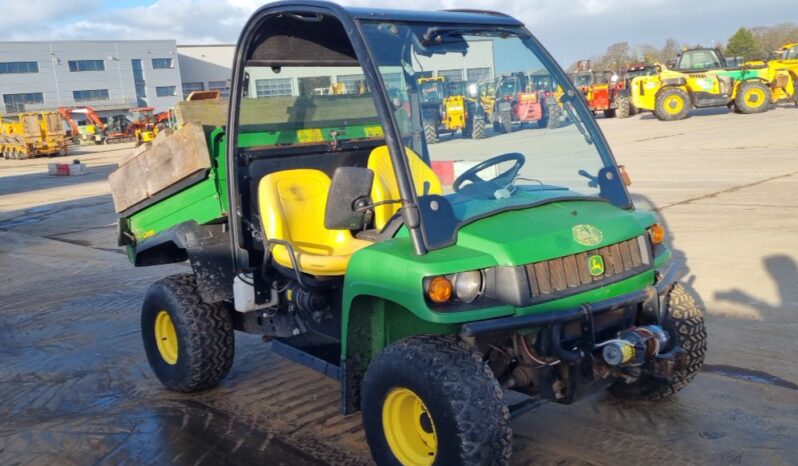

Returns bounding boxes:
[325,167,374,230]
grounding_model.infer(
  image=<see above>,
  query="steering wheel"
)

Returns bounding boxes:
[453,152,526,193]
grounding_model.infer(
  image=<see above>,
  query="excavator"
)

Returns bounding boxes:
[59,107,137,144]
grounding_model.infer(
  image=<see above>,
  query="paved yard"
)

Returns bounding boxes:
[1,106,796,465]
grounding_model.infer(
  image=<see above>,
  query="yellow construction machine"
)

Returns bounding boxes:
[1,112,67,159]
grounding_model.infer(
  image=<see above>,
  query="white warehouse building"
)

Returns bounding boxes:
[0,39,494,119]
[0,40,183,117]
[177,40,495,99]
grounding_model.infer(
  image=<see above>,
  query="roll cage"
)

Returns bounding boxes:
[225,1,624,273]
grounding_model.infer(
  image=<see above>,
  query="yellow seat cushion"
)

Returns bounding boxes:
[258,169,371,276]
[367,146,442,229]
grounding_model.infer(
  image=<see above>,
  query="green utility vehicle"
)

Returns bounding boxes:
[118,3,706,464]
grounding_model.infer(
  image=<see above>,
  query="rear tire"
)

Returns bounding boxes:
[615,95,631,118]
[471,118,486,139]
[654,87,690,121]
[423,121,439,144]
[609,283,706,401]
[141,273,234,393]
[734,81,771,114]
[362,335,512,466]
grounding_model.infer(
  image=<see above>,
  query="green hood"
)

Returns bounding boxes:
[455,200,647,266]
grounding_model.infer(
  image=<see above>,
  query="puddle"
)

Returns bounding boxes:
[25,206,58,214]
[703,364,798,390]
[0,216,43,228]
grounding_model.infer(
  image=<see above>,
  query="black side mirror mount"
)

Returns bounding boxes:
[325,167,374,230]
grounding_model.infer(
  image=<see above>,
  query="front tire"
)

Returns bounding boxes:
[734,81,771,114]
[654,87,690,121]
[423,121,439,144]
[141,273,234,393]
[362,335,512,466]
[544,104,562,129]
[615,95,631,118]
[610,283,707,401]
[471,118,486,139]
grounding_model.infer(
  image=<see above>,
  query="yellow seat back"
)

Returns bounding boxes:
[258,169,369,276]
[367,146,442,229]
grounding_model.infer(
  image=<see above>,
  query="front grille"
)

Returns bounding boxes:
[525,236,650,301]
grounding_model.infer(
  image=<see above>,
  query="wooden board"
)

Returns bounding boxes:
[174,99,229,128]
[108,122,211,213]
[173,95,379,129]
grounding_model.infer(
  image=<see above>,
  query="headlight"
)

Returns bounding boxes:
[425,270,484,305]
[453,270,483,303]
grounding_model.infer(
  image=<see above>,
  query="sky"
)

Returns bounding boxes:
[0,0,794,64]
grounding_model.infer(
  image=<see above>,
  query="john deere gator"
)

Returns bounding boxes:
[114,3,707,464]
[631,47,793,120]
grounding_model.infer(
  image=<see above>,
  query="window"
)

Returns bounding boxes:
[3,92,44,112]
[152,58,173,69]
[336,74,366,94]
[208,80,230,98]
[466,67,491,83]
[0,62,39,74]
[437,69,463,82]
[382,72,403,93]
[678,51,721,71]
[73,89,110,102]
[182,82,204,98]
[68,60,105,72]
[787,46,798,60]
[255,78,293,97]
[298,76,331,96]
[156,86,177,97]
[132,59,145,81]
[131,59,147,106]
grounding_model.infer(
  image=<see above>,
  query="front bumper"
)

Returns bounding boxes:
[461,260,686,374]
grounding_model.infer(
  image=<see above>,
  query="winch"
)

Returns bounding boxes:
[599,325,669,366]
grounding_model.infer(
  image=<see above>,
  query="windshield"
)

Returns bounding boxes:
[677,50,723,70]
[572,73,593,87]
[360,21,627,249]
[419,78,445,103]
[626,67,653,79]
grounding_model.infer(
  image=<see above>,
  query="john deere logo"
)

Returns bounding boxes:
[588,254,605,276]
[572,224,603,246]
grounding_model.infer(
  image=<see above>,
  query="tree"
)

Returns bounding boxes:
[726,27,758,60]
[603,42,631,73]
[660,38,682,65]
[751,22,798,57]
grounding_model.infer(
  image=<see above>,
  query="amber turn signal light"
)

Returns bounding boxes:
[649,224,665,244]
[618,165,632,187]
[427,276,453,303]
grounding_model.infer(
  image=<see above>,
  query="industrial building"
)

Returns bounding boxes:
[0,39,494,121]
[0,40,183,117]
[176,45,235,98]
[177,40,494,98]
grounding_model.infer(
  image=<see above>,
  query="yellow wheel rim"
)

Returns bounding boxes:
[154,310,179,365]
[382,388,437,466]
[663,95,684,114]
[745,87,767,108]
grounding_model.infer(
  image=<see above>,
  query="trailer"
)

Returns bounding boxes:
[1,112,67,160]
